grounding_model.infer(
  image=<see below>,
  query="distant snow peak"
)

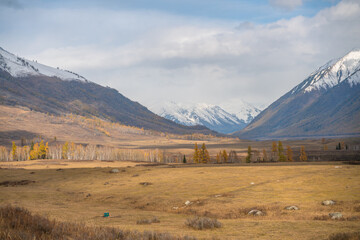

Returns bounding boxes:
[151,101,261,134]
[292,49,360,94]
[0,47,87,82]
[219,99,261,123]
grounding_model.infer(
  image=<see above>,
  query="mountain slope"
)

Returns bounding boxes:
[234,49,360,139]
[150,102,253,134]
[0,47,215,135]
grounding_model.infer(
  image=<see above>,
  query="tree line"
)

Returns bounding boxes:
[245,141,308,163]
[1,141,180,163]
[191,141,308,164]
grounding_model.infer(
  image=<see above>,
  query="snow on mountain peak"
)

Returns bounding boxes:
[149,101,261,134]
[0,47,87,82]
[291,49,360,94]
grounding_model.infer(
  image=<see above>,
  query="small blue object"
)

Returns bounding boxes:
[104,212,109,217]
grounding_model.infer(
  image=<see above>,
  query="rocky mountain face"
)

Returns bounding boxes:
[234,49,360,139]
[0,47,216,135]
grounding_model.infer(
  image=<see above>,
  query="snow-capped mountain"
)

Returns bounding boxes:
[150,101,260,134]
[220,100,262,123]
[0,47,87,81]
[291,49,360,94]
[0,46,216,135]
[234,49,360,139]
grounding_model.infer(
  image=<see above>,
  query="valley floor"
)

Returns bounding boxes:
[0,161,359,239]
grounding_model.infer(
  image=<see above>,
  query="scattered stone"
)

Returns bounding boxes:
[56,168,63,171]
[248,209,264,216]
[104,182,109,185]
[139,182,152,186]
[329,212,343,220]
[172,207,179,210]
[250,182,255,185]
[86,193,91,198]
[0,180,35,187]
[284,205,299,210]
[110,169,119,173]
[214,194,222,198]
[334,166,342,169]
[185,200,192,206]
[322,200,336,206]
[132,174,139,177]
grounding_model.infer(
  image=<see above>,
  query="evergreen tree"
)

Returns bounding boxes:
[11,142,17,161]
[286,146,293,162]
[336,142,341,150]
[30,141,34,151]
[183,155,186,163]
[246,146,251,163]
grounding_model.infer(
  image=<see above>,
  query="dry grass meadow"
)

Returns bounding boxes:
[1,161,360,239]
[1,106,360,239]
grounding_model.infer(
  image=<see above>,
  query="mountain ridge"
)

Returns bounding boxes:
[0,47,217,136]
[233,49,360,139]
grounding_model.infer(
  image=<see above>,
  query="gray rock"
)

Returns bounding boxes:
[248,209,264,216]
[322,200,335,206]
[329,212,343,219]
[284,205,299,210]
[139,182,152,186]
[185,200,191,206]
[110,168,119,173]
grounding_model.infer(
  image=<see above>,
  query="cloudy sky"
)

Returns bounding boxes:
[0,0,359,112]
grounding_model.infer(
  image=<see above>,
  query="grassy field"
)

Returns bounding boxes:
[1,161,359,239]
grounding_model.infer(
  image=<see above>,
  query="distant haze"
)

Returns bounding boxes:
[0,0,359,110]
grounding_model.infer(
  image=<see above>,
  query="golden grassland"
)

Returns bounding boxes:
[1,161,359,239]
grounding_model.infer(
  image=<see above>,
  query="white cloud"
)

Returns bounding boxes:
[269,0,303,11]
[1,0,359,110]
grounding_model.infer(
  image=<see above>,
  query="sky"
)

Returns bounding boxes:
[0,0,359,112]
